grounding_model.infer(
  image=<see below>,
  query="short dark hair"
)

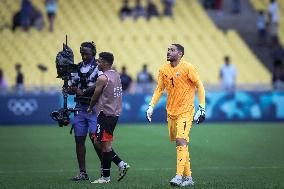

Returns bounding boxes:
[258,10,264,14]
[172,44,184,57]
[80,41,96,56]
[99,52,114,65]
[15,63,22,69]
[224,56,230,62]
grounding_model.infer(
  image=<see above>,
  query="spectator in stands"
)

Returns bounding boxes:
[203,0,214,9]
[12,0,44,32]
[120,66,132,92]
[219,56,237,91]
[146,0,159,20]
[267,0,279,44]
[270,39,284,65]
[119,0,132,21]
[32,8,45,31]
[161,0,176,17]
[137,64,154,84]
[45,0,57,32]
[214,0,222,11]
[132,0,146,20]
[256,10,267,45]
[272,59,284,90]
[0,69,8,92]
[136,64,154,93]
[15,63,24,93]
[20,0,34,31]
[12,11,21,32]
[231,0,241,14]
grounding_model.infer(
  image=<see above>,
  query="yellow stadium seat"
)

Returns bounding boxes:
[0,0,271,87]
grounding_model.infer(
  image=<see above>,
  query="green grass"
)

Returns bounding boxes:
[0,123,284,189]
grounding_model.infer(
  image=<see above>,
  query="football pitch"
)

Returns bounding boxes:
[0,123,284,189]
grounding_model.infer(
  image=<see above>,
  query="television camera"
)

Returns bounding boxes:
[50,36,78,127]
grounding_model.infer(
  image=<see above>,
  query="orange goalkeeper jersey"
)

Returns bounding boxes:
[150,60,205,117]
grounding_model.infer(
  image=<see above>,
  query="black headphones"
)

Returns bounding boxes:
[80,41,96,56]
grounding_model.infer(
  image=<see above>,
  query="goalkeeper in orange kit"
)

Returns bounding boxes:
[146,44,206,187]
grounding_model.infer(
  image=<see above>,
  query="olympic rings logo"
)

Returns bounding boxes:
[7,99,38,116]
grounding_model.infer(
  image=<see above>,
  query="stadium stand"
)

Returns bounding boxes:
[250,0,284,46]
[0,0,271,87]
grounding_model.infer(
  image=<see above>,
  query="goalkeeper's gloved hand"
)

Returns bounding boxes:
[146,106,153,122]
[194,105,205,124]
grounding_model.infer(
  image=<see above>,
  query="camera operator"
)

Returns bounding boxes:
[66,41,100,181]
[62,41,129,181]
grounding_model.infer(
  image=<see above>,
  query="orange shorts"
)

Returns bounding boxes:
[167,109,194,142]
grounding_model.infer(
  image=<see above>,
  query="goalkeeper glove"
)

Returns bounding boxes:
[194,105,205,124]
[146,106,153,122]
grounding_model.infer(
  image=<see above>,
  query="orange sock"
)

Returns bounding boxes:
[176,145,188,176]
[183,147,192,177]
